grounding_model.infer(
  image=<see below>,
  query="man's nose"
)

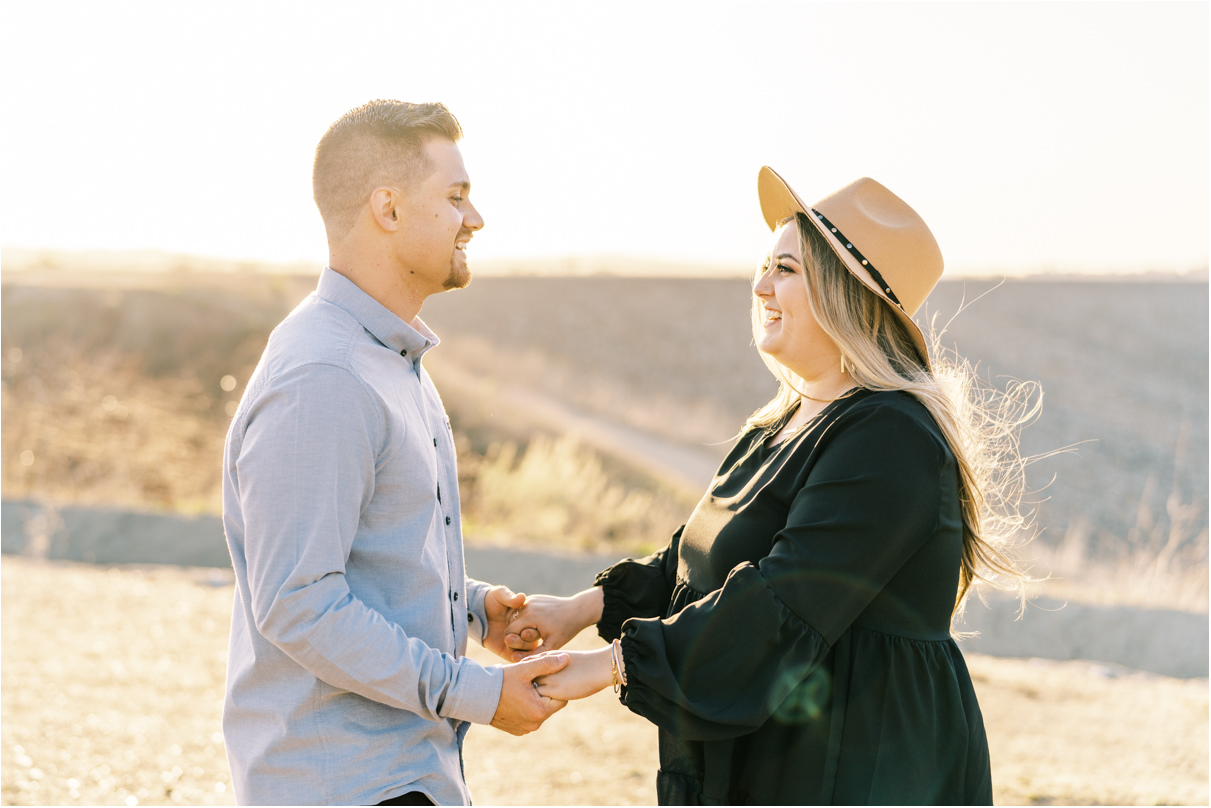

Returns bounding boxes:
[464,201,485,232]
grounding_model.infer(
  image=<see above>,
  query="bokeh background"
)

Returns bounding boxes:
[2,1,1208,805]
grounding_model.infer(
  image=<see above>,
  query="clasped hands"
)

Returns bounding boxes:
[484,586,616,730]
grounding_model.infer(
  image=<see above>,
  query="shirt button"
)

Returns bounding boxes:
[445,516,452,525]
[453,591,459,602]
[467,614,474,624]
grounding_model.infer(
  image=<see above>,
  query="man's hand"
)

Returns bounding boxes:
[503,588,604,662]
[482,585,527,661]
[490,653,570,736]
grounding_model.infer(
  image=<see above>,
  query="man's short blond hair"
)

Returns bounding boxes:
[312,100,463,241]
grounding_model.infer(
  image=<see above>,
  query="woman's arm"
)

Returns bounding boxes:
[531,642,627,701]
[504,529,685,660]
[594,529,683,641]
[618,401,951,739]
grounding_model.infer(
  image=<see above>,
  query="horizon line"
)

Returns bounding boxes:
[2,245,1207,283]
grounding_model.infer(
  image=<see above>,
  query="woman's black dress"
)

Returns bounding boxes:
[595,389,993,805]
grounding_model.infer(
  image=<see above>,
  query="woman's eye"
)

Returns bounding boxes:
[776,263,795,274]
[450,194,464,203]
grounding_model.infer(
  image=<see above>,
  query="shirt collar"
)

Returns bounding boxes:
[316,267,440,361]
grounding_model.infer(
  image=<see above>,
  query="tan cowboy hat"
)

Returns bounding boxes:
[757,166,943,368]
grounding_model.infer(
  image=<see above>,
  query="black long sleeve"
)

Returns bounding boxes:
[617,397,950,739]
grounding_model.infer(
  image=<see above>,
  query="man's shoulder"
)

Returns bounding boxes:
[237,298,384,428]
[265,295,364,370]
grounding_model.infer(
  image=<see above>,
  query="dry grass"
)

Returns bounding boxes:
[1,347,226,513]
[1,268,1207,806]
[0,345,694,560]
[421,276,1209,568]
[459,434,696,555]
[3,557,1206,807]
[5,270,1206,567]
[0,274,697,558]
[3,269,1207,609]
[1025,516,1210,613]
[1,559,234,806]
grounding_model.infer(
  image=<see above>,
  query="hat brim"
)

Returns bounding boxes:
[757,166,932,369]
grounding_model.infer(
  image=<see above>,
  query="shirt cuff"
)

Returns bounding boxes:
[465,579,491,645]
[442,658,504,725]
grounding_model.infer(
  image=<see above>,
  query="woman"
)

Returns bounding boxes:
[506,168,1034,805]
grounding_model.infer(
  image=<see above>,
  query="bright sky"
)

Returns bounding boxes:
[1,1,1207,277]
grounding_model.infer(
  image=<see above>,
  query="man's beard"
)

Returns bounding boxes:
[443,260,471,291]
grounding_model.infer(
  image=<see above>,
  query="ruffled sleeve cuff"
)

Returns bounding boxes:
[593,554,672,642]
[612,564,834,741]
[595,579,630,642]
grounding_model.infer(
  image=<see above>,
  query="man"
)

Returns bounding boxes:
[221,100,568,806]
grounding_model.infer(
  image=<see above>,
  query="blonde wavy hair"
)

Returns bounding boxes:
[747,213,1040,618]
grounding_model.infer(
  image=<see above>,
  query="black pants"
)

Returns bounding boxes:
[376,792,433,806]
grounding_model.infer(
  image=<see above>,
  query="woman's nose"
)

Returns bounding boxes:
[753,268,773,298]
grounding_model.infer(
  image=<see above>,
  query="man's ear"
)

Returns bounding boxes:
[369,187,401,232]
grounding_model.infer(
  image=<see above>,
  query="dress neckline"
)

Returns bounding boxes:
[763,387,863,450]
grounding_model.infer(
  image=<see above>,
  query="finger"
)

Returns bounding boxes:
[505,633,542,651]
[523,652,570,677]
[511,644,551,661]
[504,626,541,645]
[492,586,526,609]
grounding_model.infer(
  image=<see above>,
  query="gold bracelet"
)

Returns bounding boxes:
[610,647,620,694]
[611,638,627,693]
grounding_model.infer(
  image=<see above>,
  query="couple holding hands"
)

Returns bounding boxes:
[220,100,1029,805]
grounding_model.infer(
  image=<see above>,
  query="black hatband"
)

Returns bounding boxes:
[809,209,903,311]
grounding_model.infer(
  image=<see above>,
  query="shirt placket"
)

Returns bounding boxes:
[415,360,466,652]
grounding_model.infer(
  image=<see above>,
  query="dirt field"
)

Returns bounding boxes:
[2,269,1207,804]
[419,275,1209,563]
[4,271,1207,560]
[2,557,1206,806]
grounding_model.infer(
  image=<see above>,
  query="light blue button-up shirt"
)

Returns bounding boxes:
[221,267,503,806]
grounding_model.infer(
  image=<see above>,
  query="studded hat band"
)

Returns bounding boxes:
[810,208,903,311]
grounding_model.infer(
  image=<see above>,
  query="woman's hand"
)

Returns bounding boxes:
[532,647,615,701]
[504,588,604,662]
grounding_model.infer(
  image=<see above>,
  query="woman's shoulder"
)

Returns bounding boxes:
[844,388,931,418]
[828,389,950,454]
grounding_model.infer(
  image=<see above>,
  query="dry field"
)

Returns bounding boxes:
[419,275,1209,567]
[3,557,1207,807]
[1,266,1208,806]
[4,269,1207,567]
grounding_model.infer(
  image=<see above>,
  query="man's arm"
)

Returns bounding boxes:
[236,363,501,725]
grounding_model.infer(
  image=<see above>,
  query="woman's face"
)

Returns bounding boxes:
[753,222,840,378]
